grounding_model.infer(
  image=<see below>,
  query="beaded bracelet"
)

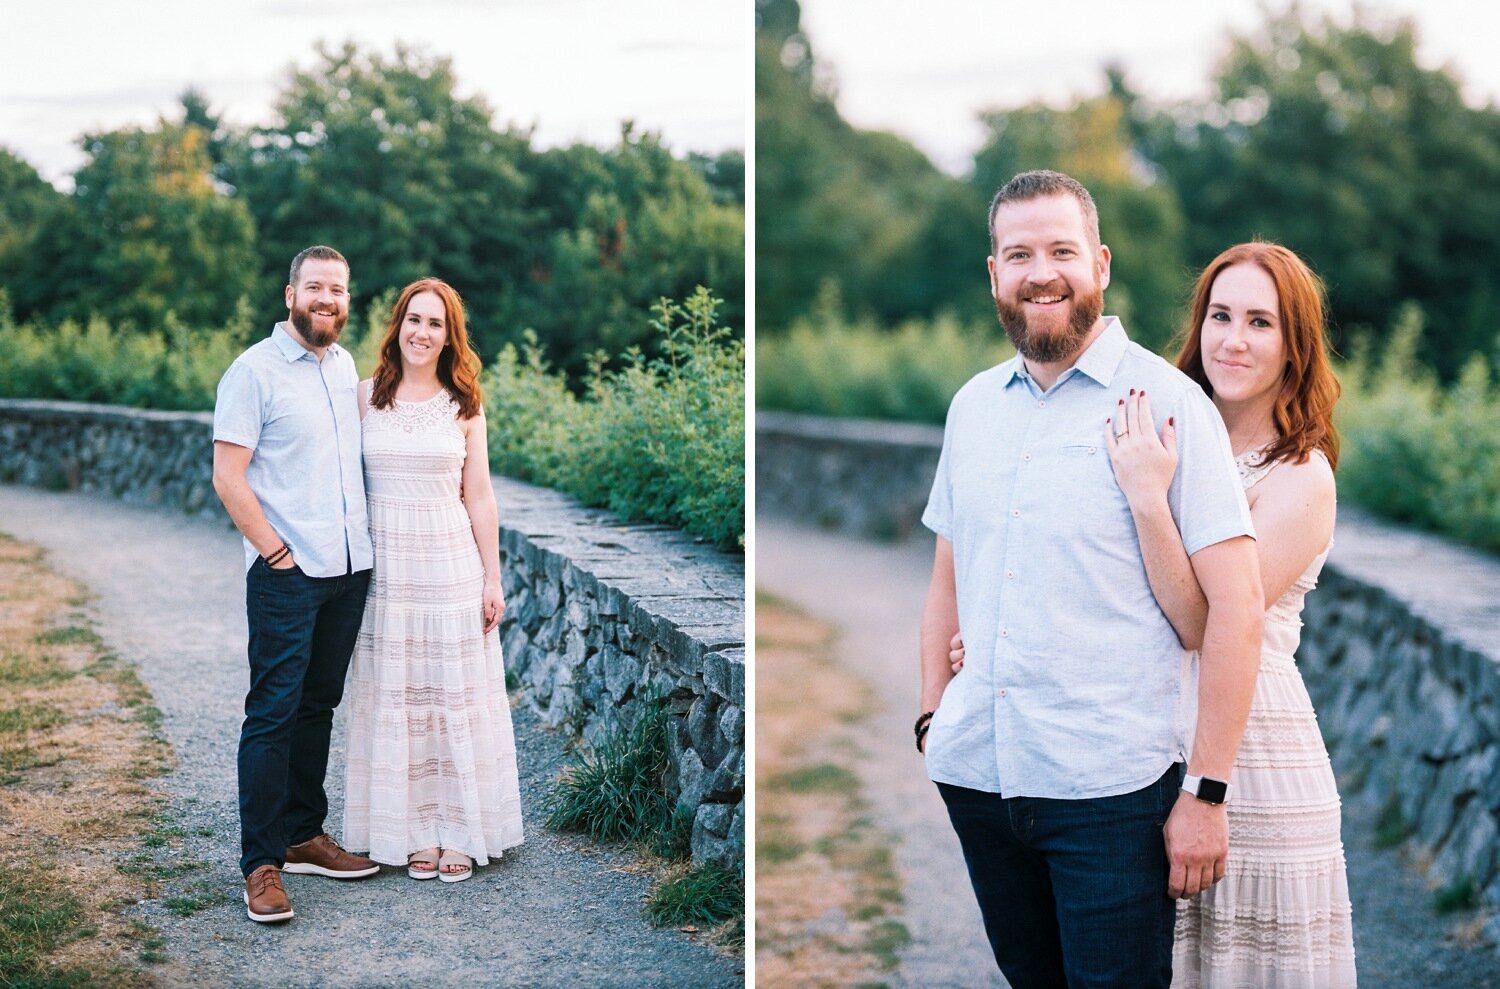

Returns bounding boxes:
[914,710,935,753]
[264,545,291,567]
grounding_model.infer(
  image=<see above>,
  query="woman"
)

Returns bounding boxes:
[343,277,524,882]
[952,242,1355,986]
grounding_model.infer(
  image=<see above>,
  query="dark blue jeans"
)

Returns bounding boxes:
[937,764,1182,989]
[239,559,370,877]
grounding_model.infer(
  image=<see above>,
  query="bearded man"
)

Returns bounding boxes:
[213,245,379,924]
[917,171,1264,987]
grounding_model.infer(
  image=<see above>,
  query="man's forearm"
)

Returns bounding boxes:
[214,474,284,559]
[919,596,958,713]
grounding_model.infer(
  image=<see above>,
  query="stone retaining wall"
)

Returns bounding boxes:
[0,398,744,869]
[760,409,1500,903]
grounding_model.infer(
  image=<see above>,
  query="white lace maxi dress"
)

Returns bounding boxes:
[1173,450,1357,987]
[343,391,524,866]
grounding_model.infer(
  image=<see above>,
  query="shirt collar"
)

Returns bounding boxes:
[271,322,342,364]
[1001,316,1129,390]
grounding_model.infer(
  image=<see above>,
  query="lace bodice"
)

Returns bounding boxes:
[361,390,466,505]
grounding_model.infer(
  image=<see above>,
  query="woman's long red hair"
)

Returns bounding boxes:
[369,277,483,419]
[1175,242,1340,470]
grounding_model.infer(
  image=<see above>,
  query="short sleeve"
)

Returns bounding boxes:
[214,360,264,450]
[922,410,956,540]
[1167,386,1255,555]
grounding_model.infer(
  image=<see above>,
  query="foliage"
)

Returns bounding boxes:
[1337,304,1500,551]
[645,862,744,929]
[1132,8,1500,377]
[544,695,675,848]
[0,295,255,411]
[485,288,745,551]
[1,42,742,380]
[757,304,1013,423]
[756,4,1500,381]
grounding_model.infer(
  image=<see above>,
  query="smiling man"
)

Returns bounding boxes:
[212,245,380,924]
[917,171,1264,987]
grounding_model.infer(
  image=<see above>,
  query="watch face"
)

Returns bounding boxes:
[1196,777,1228,804]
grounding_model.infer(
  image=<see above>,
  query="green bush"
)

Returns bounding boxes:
[544,696,675,848]
[1338,304,1500,552]
[756,303,1012,424]
[0,294,255,411]
[485,287,744,551]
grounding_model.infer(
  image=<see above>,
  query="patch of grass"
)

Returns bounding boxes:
[34,626,101,647]
[162,885,226,918]
[504,669,520,692]
[1434,877,1478,915]
[646,862,744,928]
[865,919,913,971]
[0,866,104,988]
[0,702,67,734]
[756,832,805,866]
[765,762,860,796]
[0,651,75,685]
[545,698,673,848]
[1373,792,1415,849]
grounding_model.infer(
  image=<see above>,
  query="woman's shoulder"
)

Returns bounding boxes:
[1260,447,1336,503]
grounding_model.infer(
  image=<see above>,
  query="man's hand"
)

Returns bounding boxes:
[1163,790,1228,899]
[269,551,297,571]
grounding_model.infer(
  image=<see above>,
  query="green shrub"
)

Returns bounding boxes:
[756,304,1011,424]
[485,287,744,551]
[544,697,675,847]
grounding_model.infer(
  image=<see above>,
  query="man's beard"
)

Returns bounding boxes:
[994,278,1103,364]
[290,299,349,348]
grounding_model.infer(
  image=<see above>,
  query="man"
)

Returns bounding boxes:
[917,171,1263,987]
[212,245,380,924]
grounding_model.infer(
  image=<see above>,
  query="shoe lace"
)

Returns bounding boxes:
[252,869,284,895]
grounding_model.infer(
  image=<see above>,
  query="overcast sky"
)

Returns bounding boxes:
[2,0,746,188]
[799,0,1500,175]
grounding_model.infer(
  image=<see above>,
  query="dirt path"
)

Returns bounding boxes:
[0,483,741,989]
[756,517,1500,989]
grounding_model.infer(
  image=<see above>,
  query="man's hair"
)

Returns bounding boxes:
[987,170,1101,253]
[288,245,349,287]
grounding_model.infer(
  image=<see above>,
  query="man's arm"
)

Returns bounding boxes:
[1162,533,1262,899]
[918,536,960,732]
[212,440,295,568]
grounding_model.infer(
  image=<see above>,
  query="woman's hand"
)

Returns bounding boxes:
[1105,390,1178,510]
[482,581,506,634]
[949,631,965,674]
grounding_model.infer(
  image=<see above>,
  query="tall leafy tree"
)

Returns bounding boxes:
[1137,9,1500,374]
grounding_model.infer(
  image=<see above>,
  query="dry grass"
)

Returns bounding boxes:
[754,592,909,989]
[0,531,178,986]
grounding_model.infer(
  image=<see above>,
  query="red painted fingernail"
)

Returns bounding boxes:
[1118,399,1124,405]
[1106,418,1112,424]
[1130,388,1136,395]
[1168,416,1174,426]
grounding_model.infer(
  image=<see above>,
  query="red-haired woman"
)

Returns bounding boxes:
[342,278,523,883]
[1107,242,1354,985]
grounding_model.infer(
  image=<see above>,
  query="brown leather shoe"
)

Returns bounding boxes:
[244,864,294,923]
[283,833,380,879]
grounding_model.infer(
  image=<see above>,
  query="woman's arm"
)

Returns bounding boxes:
[1106,391,1209,650]
[1241,454,1336,607]
[459,410,505,633]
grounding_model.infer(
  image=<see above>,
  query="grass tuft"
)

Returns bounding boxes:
[645,862,744,929]
[545,699,674,848]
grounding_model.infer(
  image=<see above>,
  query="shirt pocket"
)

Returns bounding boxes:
[1052,442,1133,543]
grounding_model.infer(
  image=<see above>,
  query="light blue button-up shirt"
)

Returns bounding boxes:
[213,323,374,578]
[922,318,1253,800]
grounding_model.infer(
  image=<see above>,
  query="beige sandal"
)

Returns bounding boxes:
[407,848,440,881]
[438,849,473,884]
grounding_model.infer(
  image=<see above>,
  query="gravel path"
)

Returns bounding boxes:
[757,517,1500,989]
[0,483,742,989]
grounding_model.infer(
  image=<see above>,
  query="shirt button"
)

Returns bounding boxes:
[1087,447,1097,455]
[1000,628,1009,638]
[1023,453,1032,462]
[1011,509,1020,518]
[1038,400,1047,408]
[1006,570,1015,579]
[998,688,1008,697]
